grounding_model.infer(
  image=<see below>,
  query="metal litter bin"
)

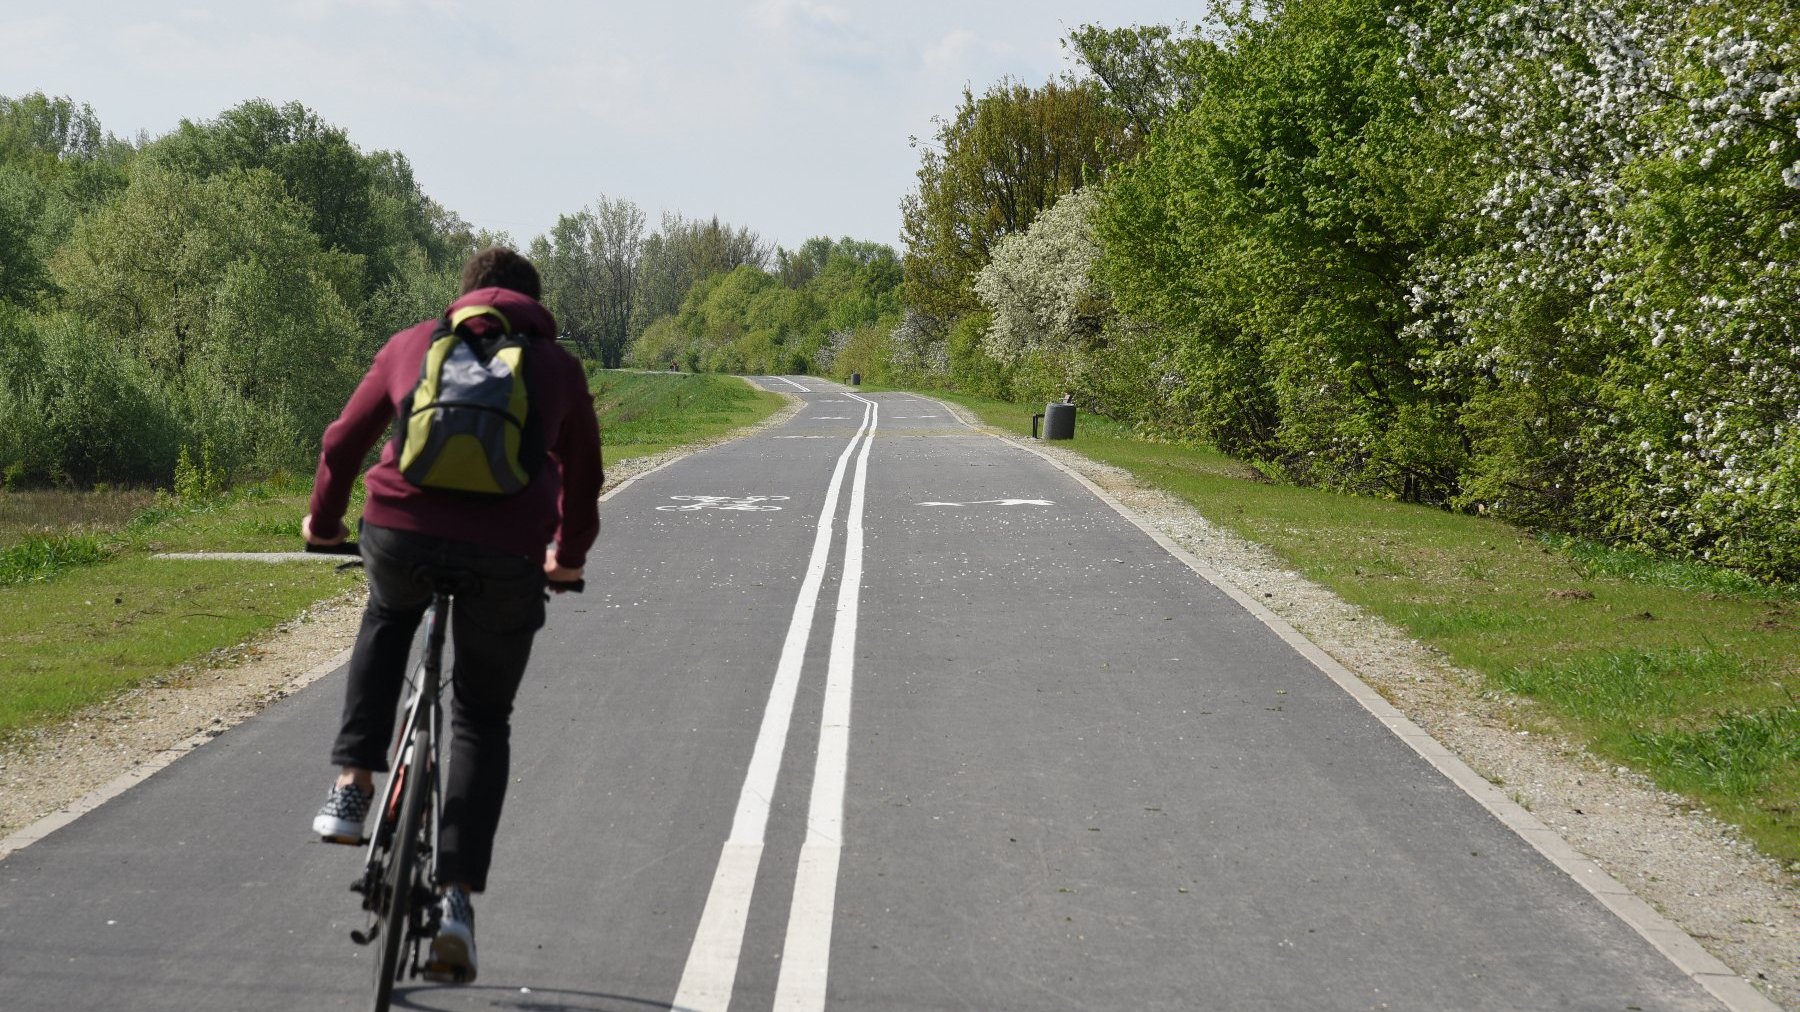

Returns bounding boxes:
[1040,402,1075,440]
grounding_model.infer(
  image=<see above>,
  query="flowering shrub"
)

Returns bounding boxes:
[1405,0,1800,577]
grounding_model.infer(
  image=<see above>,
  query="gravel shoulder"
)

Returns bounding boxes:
[966,413,1798,1011]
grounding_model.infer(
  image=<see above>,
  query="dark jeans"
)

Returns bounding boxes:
[329,523,546,892]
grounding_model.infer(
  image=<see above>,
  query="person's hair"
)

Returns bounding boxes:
[459,247,541,300]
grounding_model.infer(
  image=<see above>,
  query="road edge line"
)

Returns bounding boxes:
[0,646,354,862]
[923,397,1777,1012]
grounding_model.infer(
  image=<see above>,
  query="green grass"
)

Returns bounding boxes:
[926,388,1800,863]
[589,369,787,463]
[0,533,111,587]
[0,370,784,743]
[0,557,358,737]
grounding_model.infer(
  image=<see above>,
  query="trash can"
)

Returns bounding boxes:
[850,372,861,386]
[1042,402,1075,440]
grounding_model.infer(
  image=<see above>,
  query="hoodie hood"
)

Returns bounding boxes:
[450,286,558,339]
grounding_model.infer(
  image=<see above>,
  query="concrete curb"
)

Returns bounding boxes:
[927,397,1778,1012]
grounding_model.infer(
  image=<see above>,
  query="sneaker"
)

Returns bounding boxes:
[424,887,477,984]
[311,782,372,844]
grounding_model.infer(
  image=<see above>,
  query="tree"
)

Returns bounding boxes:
[53,164,363,474]
[1064,23,1211,138]
[899,77,1131,327]
[0,92,133,307]
[1092,0,1461,500]
[532,196,646,366]
[631,212,770,335]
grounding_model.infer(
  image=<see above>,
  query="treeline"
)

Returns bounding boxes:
[841,0,1799,581]
[0,91,905,493]
[531,203,903,376]
[0,94,491,487]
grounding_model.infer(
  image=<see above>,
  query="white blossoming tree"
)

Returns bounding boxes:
[1405,0,1800,575]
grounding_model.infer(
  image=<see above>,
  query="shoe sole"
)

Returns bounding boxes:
[312,814,366,844]
[423,933,476,984]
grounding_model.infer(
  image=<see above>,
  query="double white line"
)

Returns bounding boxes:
[673,392,878,1012]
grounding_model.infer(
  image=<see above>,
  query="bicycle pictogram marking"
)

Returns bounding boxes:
[657,495,791,512]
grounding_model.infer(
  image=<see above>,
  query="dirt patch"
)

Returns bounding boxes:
[965,413,1798,1009]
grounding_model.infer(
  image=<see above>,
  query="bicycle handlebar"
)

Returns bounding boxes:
[304,541,584,593]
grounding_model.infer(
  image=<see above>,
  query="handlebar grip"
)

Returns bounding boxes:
[304,542,363,556]
[548,577,585,593]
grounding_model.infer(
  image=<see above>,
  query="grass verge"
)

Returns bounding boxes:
[927,388,1800,864]
[589,368,787,463]
[0,369,784,742]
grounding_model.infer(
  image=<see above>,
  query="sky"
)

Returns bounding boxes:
[4,0,1199,252]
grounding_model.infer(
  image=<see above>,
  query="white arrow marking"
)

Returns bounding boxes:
[916,499,1055,507]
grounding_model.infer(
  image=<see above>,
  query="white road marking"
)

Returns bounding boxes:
[772,391,876,1011]
[916,498,1055,507]
[672,397,874,1012]
[769,376,812,393]
[656,495,790,512]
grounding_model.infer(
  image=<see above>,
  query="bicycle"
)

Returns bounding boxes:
[305,541,582,1012]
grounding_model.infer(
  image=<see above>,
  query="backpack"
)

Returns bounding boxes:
[394,305,541,495]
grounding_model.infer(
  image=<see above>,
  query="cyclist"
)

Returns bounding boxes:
[302,247,601,983]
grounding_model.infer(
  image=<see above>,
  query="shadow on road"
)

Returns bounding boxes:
[395,983,673,1011]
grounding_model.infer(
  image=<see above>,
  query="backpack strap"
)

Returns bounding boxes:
[449,305,513,335]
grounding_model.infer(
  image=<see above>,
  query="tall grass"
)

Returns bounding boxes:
[0,534,112,587]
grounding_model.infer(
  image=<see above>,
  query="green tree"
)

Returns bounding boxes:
[1064,23,1210,138]
[531,196,646,366]
[1093,0,1463,501]
[631,212,771,336]
[0,93,134,307]
[54,164,363,474]
[899,77,1131,328]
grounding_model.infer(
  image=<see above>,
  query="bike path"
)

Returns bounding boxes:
[0,376,1732,1010]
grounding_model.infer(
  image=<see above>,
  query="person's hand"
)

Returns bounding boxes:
[544,547,583,592]
[303,514,346,546]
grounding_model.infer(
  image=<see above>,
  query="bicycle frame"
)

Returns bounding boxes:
[352,590,451,971]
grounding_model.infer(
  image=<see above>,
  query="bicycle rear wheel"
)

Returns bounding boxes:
[372,724,430,1012]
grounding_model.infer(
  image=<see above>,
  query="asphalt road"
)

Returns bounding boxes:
[0,377,1728,1011]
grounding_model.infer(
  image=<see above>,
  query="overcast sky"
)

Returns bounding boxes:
[6,1,1198,251]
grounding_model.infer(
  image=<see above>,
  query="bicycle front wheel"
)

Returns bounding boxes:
[372,725,430,1012]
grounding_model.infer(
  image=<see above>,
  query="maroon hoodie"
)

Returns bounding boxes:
[307,287,602,568]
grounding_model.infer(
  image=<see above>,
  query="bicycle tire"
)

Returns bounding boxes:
[372,724,430,1012]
